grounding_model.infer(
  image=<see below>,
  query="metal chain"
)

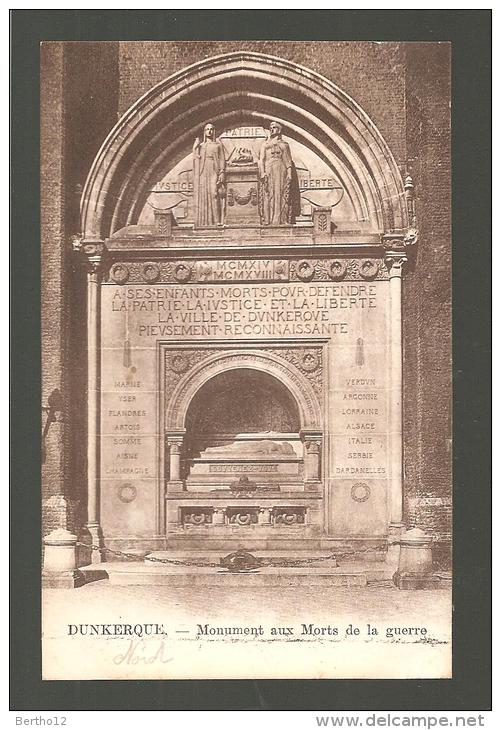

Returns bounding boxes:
[77,542,384,569]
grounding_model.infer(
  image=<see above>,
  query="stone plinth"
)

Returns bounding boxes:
[393,527,440,590]
[42,529,85,588]
[224,163,260,226]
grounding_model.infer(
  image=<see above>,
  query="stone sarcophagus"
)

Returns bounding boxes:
[185,437,303,489]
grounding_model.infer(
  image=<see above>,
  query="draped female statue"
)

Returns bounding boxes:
[258,122,299,226]
[192,123,226,227]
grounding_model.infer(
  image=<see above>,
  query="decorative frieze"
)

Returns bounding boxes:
[176,505,309,527]
[103,257,388,285]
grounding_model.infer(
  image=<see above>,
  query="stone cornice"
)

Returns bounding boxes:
[71,227,419,284]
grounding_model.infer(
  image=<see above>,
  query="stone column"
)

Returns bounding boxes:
[166,432,186,491]
[301,430,322,489]
[170,442,181,481]
[81,242,106,563]
[385,250,407,531]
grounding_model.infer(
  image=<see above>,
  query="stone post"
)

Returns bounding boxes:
[258,507,272,525]
[385,250,407,532]
[213,508,226,525]
[393,527,440,589]
[42,529,85,588]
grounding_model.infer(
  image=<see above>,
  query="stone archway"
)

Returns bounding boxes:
[163,348,324,491]
[165,349,322,433]
[81,52,408,241]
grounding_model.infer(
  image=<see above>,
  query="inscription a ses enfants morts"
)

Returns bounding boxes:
[109,283,378,339]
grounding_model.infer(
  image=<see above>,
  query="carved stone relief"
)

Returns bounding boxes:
[268,347,323,398]
[104,258,388,284]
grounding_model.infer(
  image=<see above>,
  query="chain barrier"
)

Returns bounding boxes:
[77,542,385,571]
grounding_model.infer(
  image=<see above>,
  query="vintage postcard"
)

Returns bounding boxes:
[40,39,452,681]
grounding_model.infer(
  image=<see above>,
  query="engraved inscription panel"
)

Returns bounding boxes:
[99,273,390,538]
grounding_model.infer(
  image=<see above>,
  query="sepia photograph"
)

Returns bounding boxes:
[37,36,456,682]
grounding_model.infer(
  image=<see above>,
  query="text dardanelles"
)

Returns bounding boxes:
[110,283,378,338]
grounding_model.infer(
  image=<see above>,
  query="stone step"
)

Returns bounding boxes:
[145,552,388,579]
[159,537,387,554]
[146,549,342,565]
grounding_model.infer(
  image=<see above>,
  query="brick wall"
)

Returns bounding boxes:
[402,43,452,567]
[118,41,407,165]
[41,42,119,532]
[41,43,68,510]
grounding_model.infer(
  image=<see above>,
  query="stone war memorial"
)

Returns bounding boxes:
[41,45,451,592]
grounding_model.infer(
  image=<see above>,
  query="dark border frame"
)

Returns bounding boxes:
[10,9,491,711]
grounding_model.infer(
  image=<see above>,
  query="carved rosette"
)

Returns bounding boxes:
[110,262,130,284]
[270,346,323,398]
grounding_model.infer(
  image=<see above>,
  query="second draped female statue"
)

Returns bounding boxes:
[258,122,300,226]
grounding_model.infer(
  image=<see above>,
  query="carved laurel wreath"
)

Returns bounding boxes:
[227,187,258,207]
[351,482,371,503]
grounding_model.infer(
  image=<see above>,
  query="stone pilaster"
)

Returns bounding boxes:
[383,227,418,536]
[165,431,186,491]
[300,430,322,489]
[75,240,106,562]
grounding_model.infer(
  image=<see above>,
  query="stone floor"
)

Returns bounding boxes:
[42,579,452,681]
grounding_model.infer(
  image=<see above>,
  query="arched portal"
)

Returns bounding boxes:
[185,368,301,440]
[164,350,324,492]
[81,52,408,240]
[182,369,304,489]
[165,349,322,433]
